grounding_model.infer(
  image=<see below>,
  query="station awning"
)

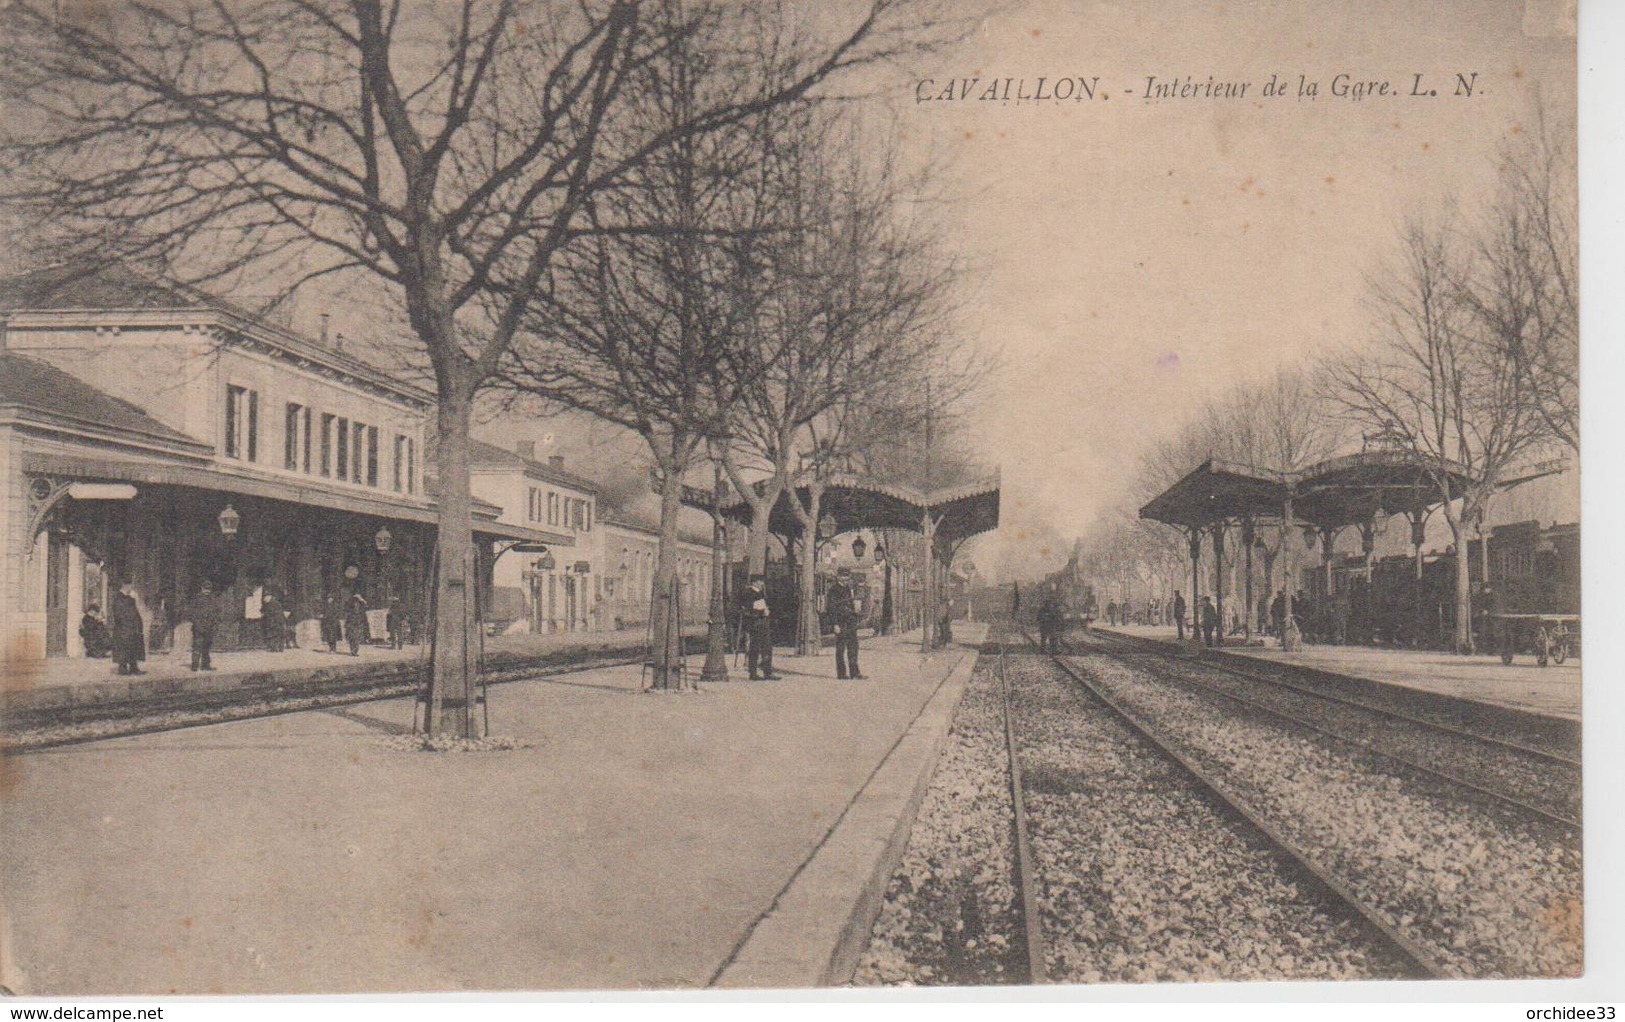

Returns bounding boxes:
[720,470,1001,546]
[1139,452,1480,532]
[22,449,574,547]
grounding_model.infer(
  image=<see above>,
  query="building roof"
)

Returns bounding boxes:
[598,511,712,548]
[0,351,211,453]
[466,439,601,494]
[0,263,432,408]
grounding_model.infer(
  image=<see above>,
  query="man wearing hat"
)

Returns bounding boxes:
[109,579,145,676]
[737,574,777,680]
[187,580,220,671]
[826,567,865,680]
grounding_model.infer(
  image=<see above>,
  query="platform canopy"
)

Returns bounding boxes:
[1139,452,1480,532]
[719,471,1001,548]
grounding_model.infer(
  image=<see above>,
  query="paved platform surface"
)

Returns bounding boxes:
[0,624,986,995]
[1096,624,1580,721]
[0,627,704,720]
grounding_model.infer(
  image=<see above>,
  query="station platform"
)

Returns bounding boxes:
[1093,624,1580,722]
[0,623,987,995]
[0,627,704,724]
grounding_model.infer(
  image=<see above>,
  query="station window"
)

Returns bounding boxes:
[225,384,258,461]
[302,407,312,473]
[393,434,406,492]
[350,421,365,483]
[284,402,304,471]
[366,426,379,487]
[320,413,335,477]
[548,492,560,527]
[335,417,349,479]
[406,438,416,494]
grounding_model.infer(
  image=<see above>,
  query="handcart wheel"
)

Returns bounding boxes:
[1553,641,1567,665]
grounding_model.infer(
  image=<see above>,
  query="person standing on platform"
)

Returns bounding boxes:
[388,597,405,649]
[79,603,111,658]
[187,580,219,671]
[261,587,285,652]
[344,590,370,655]
[110,579,145,676]
[320,592,343,653]
[827,568,865,679]
[737,575,777,680]
[1270,590,1286,640]
[1200,595,1219,648]
[1172,590,1187,641]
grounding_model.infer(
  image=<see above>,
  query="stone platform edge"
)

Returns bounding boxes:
[712,642,983,990]
[0,633,704,725]
[1098,626,1580,738]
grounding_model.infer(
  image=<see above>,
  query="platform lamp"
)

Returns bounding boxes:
[374,525,392,606]
[217,504,241,538]
[851,535,867,561]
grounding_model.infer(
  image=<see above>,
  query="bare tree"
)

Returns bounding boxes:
[1,0,958,726]
[1328,215,1551,653]
[1461,113,1578,452]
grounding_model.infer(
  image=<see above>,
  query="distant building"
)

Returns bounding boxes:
[0,265,563,660]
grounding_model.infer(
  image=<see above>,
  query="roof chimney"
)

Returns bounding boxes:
[319,312,330,346]
[516,440,536,460]
[549,455,565,470]
[333,331,345,354]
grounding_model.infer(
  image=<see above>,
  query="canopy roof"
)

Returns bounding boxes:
[719,471,1001,548]
[1139,453,1480,531]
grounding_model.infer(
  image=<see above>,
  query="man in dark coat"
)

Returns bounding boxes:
[826,568,865,680]
[261,587,285,652]
[188,580,219,671]
[110,580,145,675]
[737,575,777,680]
[79,603,111,658]
[1172,590,1187,641]
[320,593,343,653]
[388,597,405,649]
[344,590,369,655]
[1200,595,1220,648]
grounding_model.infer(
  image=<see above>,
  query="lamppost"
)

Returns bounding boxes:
[374,524,392,605]
[700,442,730,684]
[218,504,240,538]
[874,542,892,636]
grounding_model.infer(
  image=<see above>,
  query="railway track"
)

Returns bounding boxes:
[1076,628,1580,832]
[2,642,699,754]
[1003,630,1439,981]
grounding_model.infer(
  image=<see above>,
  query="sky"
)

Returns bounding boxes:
[863,0,1576,581]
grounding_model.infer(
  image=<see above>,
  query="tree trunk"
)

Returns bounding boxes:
[650,438,692,690]
[429,387,477,737]
[796,483,824,655]
[1445,505,1474,654]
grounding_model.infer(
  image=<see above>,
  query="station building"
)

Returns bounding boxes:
[470,437,713,636]
[0,266,564,661]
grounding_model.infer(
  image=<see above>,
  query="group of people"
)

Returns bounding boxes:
[79,578,409,673]
[734,568,867,681]
[77,579,148,674]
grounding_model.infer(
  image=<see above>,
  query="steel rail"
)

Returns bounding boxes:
[1076,631,1580,833]
[3,651,652,754]
[1019,629,1449,980]
[997,641,1048,984]
[1096,628,1578,768]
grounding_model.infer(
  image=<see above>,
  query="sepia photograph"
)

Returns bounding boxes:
[0,0,1610,1005]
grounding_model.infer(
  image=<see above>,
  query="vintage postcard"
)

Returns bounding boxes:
[0,0,1608,1005]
